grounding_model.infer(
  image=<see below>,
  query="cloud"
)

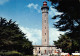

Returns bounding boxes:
[27,4,62,17]
[27,3,41,13]
[20,26,42,45]
[49,28,64,45]
[20,26,64,45]
[49,6,63,17]
[0,0,9,5]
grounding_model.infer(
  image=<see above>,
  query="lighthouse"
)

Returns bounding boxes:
[41,1,49,46]
[33,1,62,55]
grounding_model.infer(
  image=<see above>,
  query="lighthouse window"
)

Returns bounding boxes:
[39,51,40,53]
[45,27,46,29]
[45,39,46,42]
[45,33,46,35]
[39,47,40,49]
[45,20,46,23]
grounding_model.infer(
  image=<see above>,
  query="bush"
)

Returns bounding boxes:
[0,51,34,56]
[0,51,23,56]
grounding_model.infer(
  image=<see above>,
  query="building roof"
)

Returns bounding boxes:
[33,45,56,47]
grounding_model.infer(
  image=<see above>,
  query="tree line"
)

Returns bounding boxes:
[48,0,80,54]
[0,17,33,56]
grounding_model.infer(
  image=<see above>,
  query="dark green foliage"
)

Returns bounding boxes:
[0,17,33,55]
[0,51,23,56]
[48,0,80,52]
[54,34,79,54]
[48,0,80,39]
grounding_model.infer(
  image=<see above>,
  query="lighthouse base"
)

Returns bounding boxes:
[33,45,62,56]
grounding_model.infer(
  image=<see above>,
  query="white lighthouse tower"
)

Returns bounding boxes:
[33,1,62,55]
[41,1,49,46]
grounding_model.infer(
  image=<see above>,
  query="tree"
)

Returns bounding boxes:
[48,0,80,51]
[48,0,80,39]
[54,34,79,54]
[0,17,33,55]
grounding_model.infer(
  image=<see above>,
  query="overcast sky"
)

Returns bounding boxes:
[0,0,64,45]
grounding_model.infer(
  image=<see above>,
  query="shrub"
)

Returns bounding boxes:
[0,51,23,56]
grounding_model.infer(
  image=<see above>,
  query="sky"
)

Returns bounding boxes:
[0,0,64,45]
